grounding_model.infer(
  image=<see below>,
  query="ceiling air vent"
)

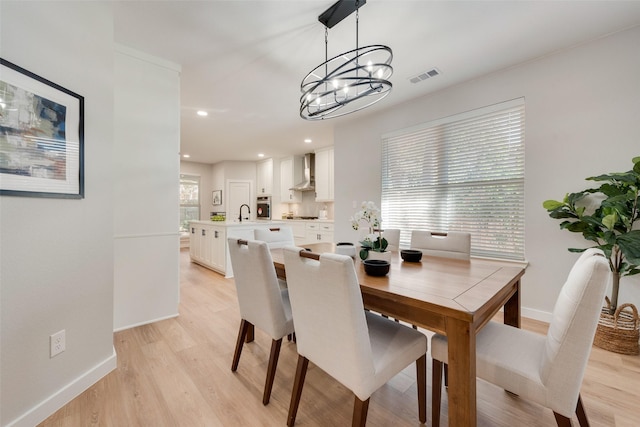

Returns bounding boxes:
[409,68,441,84]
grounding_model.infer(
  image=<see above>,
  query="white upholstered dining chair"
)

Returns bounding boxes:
[430,248,610,427]
[410,230,471,260]
[381,228,400,251]
[227,238,295,405]
[254,226,295,249]
[282,247,428,427]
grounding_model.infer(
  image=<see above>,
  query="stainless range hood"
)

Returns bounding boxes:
[290,153,315,192]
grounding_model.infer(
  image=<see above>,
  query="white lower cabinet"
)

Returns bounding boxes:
[210,225,226,272]
[286,221,308,246]
[305,222,334,243]
[189,222,226,274]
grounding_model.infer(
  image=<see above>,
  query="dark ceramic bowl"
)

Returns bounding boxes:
[401,249,423,262]
[363,259,390,276]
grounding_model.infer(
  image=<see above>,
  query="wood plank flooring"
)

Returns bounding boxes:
[39,249,640,426]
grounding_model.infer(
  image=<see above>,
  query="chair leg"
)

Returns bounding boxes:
[432,359,443,427]
[575,394,590,427]
[246,323,254,342]
[263,338,283,405]
[352,396,370,427]
[443,363,449,387]
[231,319,250,371]
[287,355,309,427]
[416,354,427,423]
[553,412,573,427]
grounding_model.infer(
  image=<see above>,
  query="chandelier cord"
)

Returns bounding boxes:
[356,1,360,52]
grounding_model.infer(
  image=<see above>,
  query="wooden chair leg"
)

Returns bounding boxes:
[416,354,427,423]
[231,319,250,371]
[263,338,283,405]
[352,396,370,427]
[553,412,573,427]
[246,323,254,343]
[287,355,309,427]
[432,359,443,427]
[443,363,449,387]
[576,394,590,427]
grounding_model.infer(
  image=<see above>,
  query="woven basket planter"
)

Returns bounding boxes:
[593,297,639,355]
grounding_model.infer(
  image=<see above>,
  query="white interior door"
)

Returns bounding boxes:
[227,180,252,221]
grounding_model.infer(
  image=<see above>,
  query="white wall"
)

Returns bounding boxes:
[334,25,640,320]
[113,47,181,331]
[0,2,116,426]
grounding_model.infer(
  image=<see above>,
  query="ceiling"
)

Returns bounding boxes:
[113,1,640,165]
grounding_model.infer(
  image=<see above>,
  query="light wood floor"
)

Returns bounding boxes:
[39,249,640,426]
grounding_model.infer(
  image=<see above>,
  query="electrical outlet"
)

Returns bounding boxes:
[50,330,65,358]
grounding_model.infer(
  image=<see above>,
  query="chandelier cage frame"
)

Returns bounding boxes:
[299,0,393,120]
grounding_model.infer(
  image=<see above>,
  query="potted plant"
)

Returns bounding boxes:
[543,156,640,354]
[350,201,389,261]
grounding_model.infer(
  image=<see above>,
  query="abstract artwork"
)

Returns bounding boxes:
[1,58,84,198]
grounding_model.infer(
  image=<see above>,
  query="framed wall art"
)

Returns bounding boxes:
[0,58,84,199]
[212,190,222,205]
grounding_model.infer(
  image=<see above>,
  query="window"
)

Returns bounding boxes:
[180,174,200,232]
[381,99,525,261]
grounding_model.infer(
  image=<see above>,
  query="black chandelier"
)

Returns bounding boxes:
[299,0,393,120]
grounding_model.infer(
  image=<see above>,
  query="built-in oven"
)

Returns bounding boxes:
[256,196,271,219]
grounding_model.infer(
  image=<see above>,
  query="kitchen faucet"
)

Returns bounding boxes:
[238,204,251,222]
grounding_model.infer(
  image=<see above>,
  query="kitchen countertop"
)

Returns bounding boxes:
[189,219,334,226]
[279,218,334,223]
[190,220,285,227]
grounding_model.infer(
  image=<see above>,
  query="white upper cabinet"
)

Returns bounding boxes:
[280,156,303,203]
[256,158,273,195]
[314,147,334,202]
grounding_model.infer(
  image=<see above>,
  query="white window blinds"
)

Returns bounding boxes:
[381,99,525,261]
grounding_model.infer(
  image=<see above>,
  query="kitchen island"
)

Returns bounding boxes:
[188,220,285,277]
[188,219,335,277]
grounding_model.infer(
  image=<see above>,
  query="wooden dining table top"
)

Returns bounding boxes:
[270,242,525,334]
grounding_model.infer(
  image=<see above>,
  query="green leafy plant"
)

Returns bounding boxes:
[350,201,388,260]
[543,157,640,313]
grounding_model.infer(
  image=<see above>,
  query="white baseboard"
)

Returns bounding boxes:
[6,347,117,427]
[522,306,553,324]
[113,312,179,333]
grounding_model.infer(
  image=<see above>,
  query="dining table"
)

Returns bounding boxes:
[270,242,526,427]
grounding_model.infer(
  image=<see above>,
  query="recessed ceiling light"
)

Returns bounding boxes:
[258,153,265,158]
[304,138,312,143]
[183,154,190,158]
[197,110,208,117]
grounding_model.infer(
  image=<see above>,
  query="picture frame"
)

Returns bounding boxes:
[212,190,222,205]
[0,58,84,199]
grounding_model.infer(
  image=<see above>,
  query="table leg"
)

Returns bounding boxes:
[503,279,521,328]
[446,317,477,427]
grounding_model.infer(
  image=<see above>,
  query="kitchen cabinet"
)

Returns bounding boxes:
[209,225,226,272]
[314,147,334,201]
[305,222,334,243]
[189,223,210,266]
[189,222,226,273]
[284,220,308,245]
[256,158,273,195]
[280,156,302,203]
